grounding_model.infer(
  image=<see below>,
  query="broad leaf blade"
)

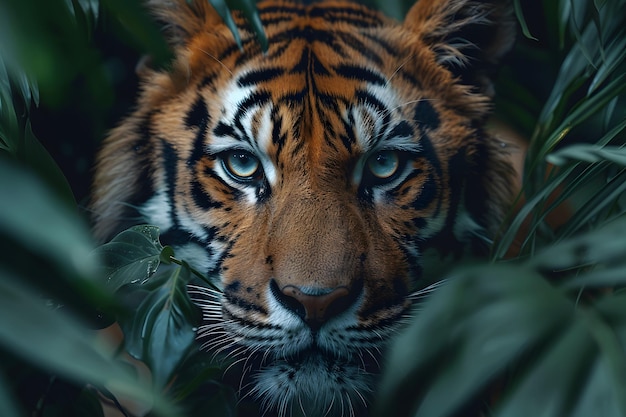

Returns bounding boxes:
[375,265,572,417]
[0,275,179,417]
[94,225,164,292]
[121,263,200,390]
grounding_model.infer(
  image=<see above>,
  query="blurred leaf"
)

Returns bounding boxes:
[514,0,537,41]
[102,0,172,66]
[528,217,626,273]
[0,372,19,417]
[208,0,268,52]
[375,265,572,417]
[495,318,618,417]
[20,121,77,207]
[71,0,100,23]
[74,388,106,417]
[547,144,626,166]
[0,160,93,279]
[377,218,626,417]
[170,355,223,402]
[0,273,179,417]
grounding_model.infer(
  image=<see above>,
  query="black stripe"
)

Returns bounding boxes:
[334,64,386,85]
[186,96,210,168]
[184,95,209,129]
[213,121,237,139]
[417,133,443,180]
[237,67,285,87]
[224,294,268,315]
[308,6,385,27]
[411,172,438,211]
[233,90,272,123]
[160,227,206,247]
[191,178,224,210]
[337,32,383,66]
[362,32,398,59]
[160,138,179,226]
[414,100,441,131]
[128,113,156,209]
[385,120,414,142]
[355,89,391,141]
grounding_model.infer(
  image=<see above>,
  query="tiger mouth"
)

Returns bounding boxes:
[248,345,377,417]
[271,345,363,367]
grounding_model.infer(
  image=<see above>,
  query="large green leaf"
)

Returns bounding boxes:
[93,225,165,292]
[120,263,199,389]
[94,226,201,388]
[377,219,626,417]
[0,160,95,283]
[374,265,572,417]
[0,273,180,417]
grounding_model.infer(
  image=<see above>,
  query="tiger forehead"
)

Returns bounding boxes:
[205,67,420,159]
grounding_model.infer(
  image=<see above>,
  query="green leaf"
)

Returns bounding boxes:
[0,160,94,279]
[379,217,626,417]
[514,0,537,41]
[0,274,179,417]
[495,320,604,417]
[547,144,626,166]
[0,371,20,417]
[170,354,223,402]
[93,225,164,292]
[374,265,572,417]
[73,388,106,417]
[101,0,172,66]
[121,263,200,389]
[207,0,268,52]
[20,121,76,207]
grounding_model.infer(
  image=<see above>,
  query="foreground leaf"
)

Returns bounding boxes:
[94,225,164,292]
[377,219,626,417]
[0,274,180,417]
[375,265,572,417]
[120,263,200,390]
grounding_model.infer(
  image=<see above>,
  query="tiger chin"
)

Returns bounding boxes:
[92,0,517,416]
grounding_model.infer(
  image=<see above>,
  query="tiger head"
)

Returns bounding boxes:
[92,0,516,415]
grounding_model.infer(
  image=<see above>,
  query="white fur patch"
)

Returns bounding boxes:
[139,189,173,233]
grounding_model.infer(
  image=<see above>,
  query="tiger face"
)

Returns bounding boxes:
[92,0,515,415]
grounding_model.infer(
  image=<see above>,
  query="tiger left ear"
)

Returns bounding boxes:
[403,0,516,96]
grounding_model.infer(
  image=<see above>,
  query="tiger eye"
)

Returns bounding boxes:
[223,151,261,180]
[366,150,400,180]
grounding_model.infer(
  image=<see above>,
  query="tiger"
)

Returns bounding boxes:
[92,0,517,415]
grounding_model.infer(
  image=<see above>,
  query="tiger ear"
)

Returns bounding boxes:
[146,0,223,48]
[403,0,516,96]
[135,0,224,75]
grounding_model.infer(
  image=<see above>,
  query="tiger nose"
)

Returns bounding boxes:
[270,280,358,329]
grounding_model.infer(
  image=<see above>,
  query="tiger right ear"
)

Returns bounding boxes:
[134,0,229,76]
[146,0,224,48]
[403,0,516,96]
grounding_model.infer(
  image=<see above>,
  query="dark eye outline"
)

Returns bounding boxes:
[362,150,406,186]
[220,150,264,182]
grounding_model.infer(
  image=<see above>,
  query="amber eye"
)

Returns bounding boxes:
[222,150,261,181]
[366,150,400,181]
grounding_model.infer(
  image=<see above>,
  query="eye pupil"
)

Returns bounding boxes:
[367,150,400,180]
[224,151,260,179]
